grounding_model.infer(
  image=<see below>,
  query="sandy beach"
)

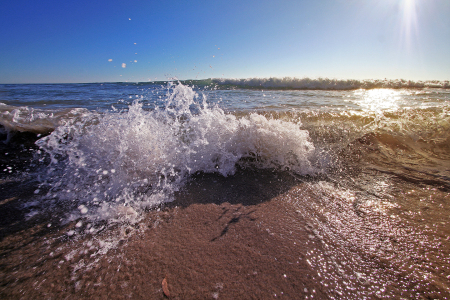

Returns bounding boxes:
[2,160,450,299]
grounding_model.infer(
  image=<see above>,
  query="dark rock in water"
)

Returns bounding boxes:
[0,127,44,176]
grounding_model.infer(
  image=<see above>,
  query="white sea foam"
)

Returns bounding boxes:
[0,104,90,141]
[36,83,316,224]
[212,77,450,90]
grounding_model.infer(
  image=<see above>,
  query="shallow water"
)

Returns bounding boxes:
[1,80,449,298]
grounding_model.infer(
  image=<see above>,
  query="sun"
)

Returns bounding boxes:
[399,0,419,50]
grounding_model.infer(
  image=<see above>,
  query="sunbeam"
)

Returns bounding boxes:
[399,0,419,51]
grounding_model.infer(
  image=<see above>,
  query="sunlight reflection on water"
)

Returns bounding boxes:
[352,88,405,112]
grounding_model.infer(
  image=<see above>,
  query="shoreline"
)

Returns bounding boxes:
[0,171,329,299]
[1,166,449,299]
[1,101,450,299]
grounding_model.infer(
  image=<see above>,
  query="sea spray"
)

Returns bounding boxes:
[35,83,316,225]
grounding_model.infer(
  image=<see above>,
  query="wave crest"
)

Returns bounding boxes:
[207,77,450,90]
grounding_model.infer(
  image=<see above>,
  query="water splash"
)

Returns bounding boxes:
[36,83,316,225]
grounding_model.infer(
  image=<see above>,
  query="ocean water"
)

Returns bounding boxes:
[1,78,450,298]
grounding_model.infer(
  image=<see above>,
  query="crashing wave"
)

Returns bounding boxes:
[205,77,450,90]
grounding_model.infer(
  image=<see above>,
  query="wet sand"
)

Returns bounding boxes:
[1,170,450,299]
[1,137,450,299]
[0,167,328,299]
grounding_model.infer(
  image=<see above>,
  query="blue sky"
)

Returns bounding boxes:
[1,0,449,83]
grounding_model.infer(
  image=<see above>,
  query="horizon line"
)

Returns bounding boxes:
[1,76,449,85]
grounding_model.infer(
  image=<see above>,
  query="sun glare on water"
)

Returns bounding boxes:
[353,89,403,112]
